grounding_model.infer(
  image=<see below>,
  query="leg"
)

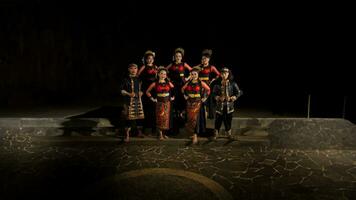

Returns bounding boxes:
[124,120,134,142]
[136,119,145,138]
[158,129,164,140]
[224,112,233,139]
[192,133,198,144]
[214,113,223,139]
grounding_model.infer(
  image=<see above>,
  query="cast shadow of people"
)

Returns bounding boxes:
[59,106,124,137]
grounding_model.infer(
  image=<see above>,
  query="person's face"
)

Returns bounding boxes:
[191,71,199,80]
[128,66,138,75]
[174,52,183,63]
[201,56,210,65]
[221,71,229,80]
[158,70,167,79]
[146,55,154,65]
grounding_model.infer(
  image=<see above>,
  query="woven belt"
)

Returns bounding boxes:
[157,93,169,97]
[188,94,201,98]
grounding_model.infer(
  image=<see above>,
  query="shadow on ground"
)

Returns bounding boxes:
[59,106,124,137]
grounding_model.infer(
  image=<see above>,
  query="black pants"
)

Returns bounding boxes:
[142,96,156,134]
[125,119,143,136]
[214,105,233,132]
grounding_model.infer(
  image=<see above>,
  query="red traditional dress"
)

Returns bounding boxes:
[146,81,174,130]
[197,64,220,119]
[182,80,210,134]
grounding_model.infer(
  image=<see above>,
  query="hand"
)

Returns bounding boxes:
[150,97,157,103]
[128,92,136,98]
[202,97,207,102]
[184,95,189,100]
[215,96,224,101]
[230,96,237,101]
[170,96,175,101]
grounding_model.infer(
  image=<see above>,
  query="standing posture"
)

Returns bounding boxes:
[166,48,192,134]
[182,67,210,144]
[212,67,242,140]
[146,67,175,140]
[138,50,158,136]
[194,49,220,120]
[120,63,145,142]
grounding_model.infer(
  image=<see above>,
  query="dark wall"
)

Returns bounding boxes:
[0,1,355,122]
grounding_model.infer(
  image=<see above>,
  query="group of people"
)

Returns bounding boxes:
[120,48,242,144]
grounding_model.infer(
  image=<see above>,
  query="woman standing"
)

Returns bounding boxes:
[194,49,220,119]
[166,48,192,134]
[146,67,175,140]
[138,50,158,136]
[181,67,210,144]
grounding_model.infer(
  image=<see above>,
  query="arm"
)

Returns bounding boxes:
[146,82,156,97]
[146,82,157,102]
[166,63,172,70]
[169,81,175,100]
[201,81,211,96]
[230,82,242,101]
[201,81,211,102]
[137,65,145,76]
[181,82,189,100]
[184,63,192,71]
[211,66,221,77]
[212,84,221,101]
[181,82,188,94]
[169,81,174,88]
[120,79,135,97]
[207,66,220,85]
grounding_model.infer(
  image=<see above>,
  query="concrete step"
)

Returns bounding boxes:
[27,135,270,146]
[0,117,353,128]
[1,117,355,149]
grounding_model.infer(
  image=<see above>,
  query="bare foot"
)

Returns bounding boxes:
[192,135,198,144]
[124,135,130,143]
[137,131,145,138]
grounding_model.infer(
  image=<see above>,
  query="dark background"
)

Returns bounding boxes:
[0,1,355,122]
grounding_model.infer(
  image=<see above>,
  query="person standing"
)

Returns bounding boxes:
[138,50,158,136]
[120,63,145,142]
[181,67,210,144]
[146,67,175,140]
[194,49,220,120]
[166,47,192,134]
[212,67,242,140]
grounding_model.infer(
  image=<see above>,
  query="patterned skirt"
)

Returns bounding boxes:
[123,97,145,120]
[186,100,202,134]
[156,101,171,130]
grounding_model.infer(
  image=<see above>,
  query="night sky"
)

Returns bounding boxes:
[0,1,355,120]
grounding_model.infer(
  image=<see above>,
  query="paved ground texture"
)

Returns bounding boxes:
[0,118,356,200]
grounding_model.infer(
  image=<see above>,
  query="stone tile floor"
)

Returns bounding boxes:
[1,127,356,200]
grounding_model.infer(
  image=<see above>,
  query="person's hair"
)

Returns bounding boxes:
[156,66,169,82]
[174,47,185,57]
[143,50,155,64]
[220,67,234,81]
[128,63,138,68]
[202,49,212,58]
[144,50,155,58]
[191,66,201,73]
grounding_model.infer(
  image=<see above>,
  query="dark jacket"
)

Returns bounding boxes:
[212,79,241,114]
